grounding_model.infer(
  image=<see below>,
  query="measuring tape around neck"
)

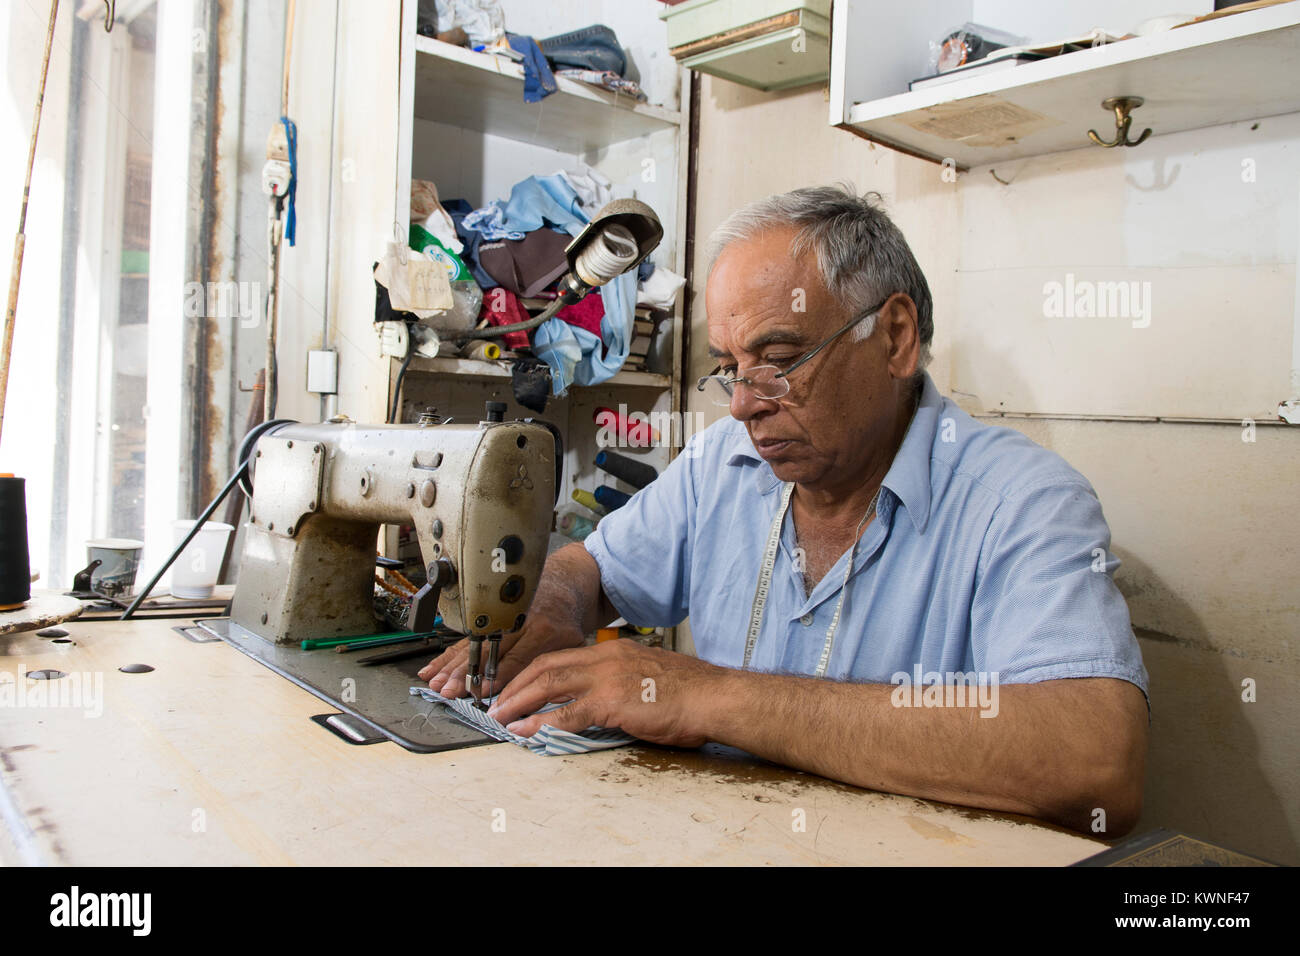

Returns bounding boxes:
[742,482,879,677]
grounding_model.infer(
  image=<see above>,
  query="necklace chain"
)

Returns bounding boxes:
[799,484,882,595]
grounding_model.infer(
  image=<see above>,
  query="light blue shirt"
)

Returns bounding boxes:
[583,373,1149,695]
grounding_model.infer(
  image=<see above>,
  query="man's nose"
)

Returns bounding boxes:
[729,380,774,421]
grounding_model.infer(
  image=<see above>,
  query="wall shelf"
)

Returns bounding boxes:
[413,36,681,153]
[832,1,1300,167]
[401,354,671,389]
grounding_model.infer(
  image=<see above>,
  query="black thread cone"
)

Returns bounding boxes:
[0,476,31,607]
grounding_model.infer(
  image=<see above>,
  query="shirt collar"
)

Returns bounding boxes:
[879,372,940,534]
[723,372,940,532]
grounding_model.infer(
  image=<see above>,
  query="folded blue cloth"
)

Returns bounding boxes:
[500,174,587,236]
[459,175,586,242]
[462,203,525,241]
[533,269,637,394]
[445,198,497,288]
[410,686,634,756]
[506,33,557,103]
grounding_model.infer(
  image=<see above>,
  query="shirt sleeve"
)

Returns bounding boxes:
[970,479,1149,698]
[581,443,699,628]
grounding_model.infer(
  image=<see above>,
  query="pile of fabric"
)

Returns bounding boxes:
[406,168,685,397]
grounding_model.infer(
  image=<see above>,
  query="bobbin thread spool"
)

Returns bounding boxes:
[0,474,31,610]
[461,340,501,361]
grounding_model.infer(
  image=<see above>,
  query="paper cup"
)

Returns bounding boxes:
[86,538,144,598]
[171,521,234,599]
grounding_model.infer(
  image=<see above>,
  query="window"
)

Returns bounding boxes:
[0,1,212,586]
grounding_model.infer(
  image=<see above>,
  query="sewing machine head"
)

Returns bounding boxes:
[229,406,556,645]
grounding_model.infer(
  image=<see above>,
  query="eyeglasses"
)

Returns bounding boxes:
[696,294,893,407]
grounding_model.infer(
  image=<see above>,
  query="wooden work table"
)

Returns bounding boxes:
[0,617,1107,866]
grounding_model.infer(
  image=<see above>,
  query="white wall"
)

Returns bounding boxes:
[971,0,1214,41]
[952,112,1299,420]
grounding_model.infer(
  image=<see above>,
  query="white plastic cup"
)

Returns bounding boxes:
[86,538,144,598]
[171,520,234,599]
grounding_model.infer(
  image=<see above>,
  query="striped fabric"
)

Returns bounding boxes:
[410,686,635,756]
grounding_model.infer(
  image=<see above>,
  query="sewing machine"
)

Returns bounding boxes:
[208,200,664,740]
[226,405,556,698]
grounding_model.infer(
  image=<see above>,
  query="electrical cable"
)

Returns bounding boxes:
[263,0,298,421]
[281,0,296,116]
[454,292,568,341]
[388,335,415,423]
[122,418,296,619]
[120,462,250,620]
[458,224,639,341]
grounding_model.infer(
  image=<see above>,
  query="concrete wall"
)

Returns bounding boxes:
[686,73,1298,863]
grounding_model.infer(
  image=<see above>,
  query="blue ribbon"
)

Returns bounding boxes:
[280,116,297,246]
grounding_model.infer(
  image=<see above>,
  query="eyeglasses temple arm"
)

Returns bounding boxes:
[773,312,867,381]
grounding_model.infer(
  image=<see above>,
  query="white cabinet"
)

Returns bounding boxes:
[298,1,689,635]
[829,0,1300,168]
[396,23,688,507]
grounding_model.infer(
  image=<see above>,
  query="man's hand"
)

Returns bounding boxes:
[420,540,618,700]
[417,617,584,699]
[486,639,723,748]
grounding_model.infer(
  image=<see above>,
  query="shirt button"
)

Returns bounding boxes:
[800,614,814,627]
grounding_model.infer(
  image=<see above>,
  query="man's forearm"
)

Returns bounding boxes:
[527,542,617,636]
[699,668,1147,834]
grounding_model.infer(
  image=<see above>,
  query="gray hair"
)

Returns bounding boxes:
[705,184,933,373]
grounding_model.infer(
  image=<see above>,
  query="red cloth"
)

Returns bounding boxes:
[480,287,531,350]
[555,290,605,337]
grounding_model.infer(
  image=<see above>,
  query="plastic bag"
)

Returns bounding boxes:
[375,241,454,317]
[436,0,505,48]
[927,22,1025,74]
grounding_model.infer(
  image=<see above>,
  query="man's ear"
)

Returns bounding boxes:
[882,293,920,381]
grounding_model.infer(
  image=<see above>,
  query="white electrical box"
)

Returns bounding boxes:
[306,349,338,395]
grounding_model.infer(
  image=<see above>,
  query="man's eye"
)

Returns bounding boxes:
[766,355,798,369]
[720,365,738,377]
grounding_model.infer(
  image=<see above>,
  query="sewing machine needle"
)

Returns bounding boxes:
[484,634,502,709]
[467,635,484,708]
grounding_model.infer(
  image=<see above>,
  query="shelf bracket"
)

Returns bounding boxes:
[1087,96,1152,149]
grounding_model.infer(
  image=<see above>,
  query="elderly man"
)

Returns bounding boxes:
[420,185,1149,835]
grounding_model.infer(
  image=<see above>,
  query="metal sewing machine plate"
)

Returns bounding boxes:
[198,617,498,753]
[248,436,323,538]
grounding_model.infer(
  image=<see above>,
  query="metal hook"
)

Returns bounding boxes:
[103,0,116,32]
[1088,96,1152,148]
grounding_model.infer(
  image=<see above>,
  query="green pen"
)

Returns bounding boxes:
[301,631,415,650]
[333,633,432,653]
